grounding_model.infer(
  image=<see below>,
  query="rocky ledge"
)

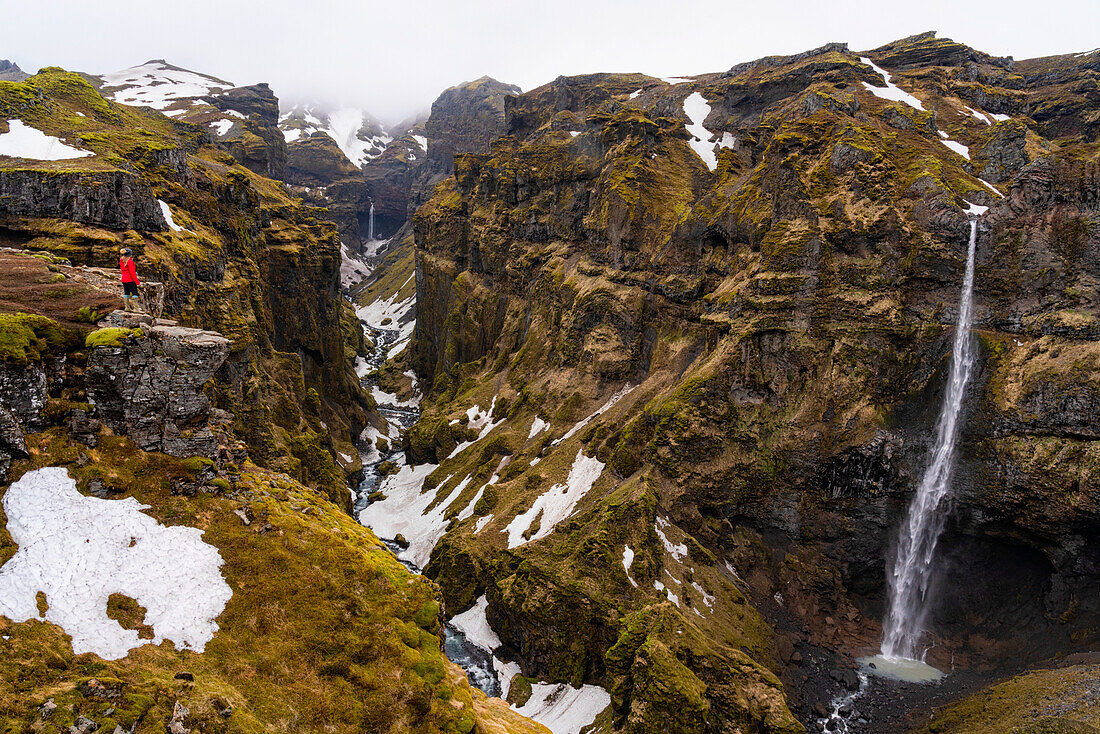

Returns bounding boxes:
[85,312,231,460]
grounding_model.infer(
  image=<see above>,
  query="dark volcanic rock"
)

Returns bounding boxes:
[0,405,27,482]
[0,169,167,230]
[867,31,1013,70]
[0,361,49,430]
[973,119,1031,183]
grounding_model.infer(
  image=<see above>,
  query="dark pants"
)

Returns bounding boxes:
[123,282,139,296]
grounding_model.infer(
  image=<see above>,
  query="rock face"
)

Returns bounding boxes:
[406,33,1100,731]
[0,362,49,431]
[86,317,230,459]
[0,406,26,482]
[0,170,167,231]
[208,83,288,179]
[0,60,28,82]
[286,132,360,185]
[424,76,521,175]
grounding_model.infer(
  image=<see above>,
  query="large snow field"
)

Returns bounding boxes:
[0,467,232,660]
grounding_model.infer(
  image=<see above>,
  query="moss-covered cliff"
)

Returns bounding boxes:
[0,67,370,501]
[400,33,1100,731]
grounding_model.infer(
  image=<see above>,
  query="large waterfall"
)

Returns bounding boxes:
[368,201,375,241]
[864,219,980,682]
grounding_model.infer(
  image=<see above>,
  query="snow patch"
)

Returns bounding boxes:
[622,546,638,588]
[939,139,970,160]
[447,397,504,459]
[514,684,611,734]
[628,88,643,100]
[340,242,373,290]
[963,200,988,217]
[655,517,688,561]
[100,61,233,111]
[683,92,718,171]
[0,120,93,160]
[978,178,1005,197]
[654,579,679,607]
[449,595,501,652]
[691,581,716,609]
[504,450,604,548]
[412,134,428,152]
[371,385,419,409]
[358,459,450,568]
[325,108,393,167]
[859,57,925,111]
[283,128,302,143]
[963,106,991,124]
[358,424,386,464]
[990,112,1010,122]
[356,291,415,349]
[0,467,232,660]
[157,199,189,233]
[552,384,634,446]
[528,416,549,440]
[208,118,234,137]
[457,458,507,522]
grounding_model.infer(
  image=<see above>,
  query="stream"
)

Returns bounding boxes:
[349,294,503,698]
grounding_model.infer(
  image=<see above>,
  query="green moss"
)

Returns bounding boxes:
[925,663,1100,734]
[287,431,345,503]
[84,327,143,349]
[506,675,533,707]
[0,312,67,363]
[73,306,101,323]
[180,456,216,476]
[29,69,116,120]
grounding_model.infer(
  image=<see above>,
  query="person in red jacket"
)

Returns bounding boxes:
[119,248,141,312]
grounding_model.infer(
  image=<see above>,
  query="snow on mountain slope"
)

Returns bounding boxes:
[97,60,257,140]
[279,104,392,167]
[99,60,234,115]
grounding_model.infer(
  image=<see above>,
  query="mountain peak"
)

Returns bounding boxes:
[0,59,28,82]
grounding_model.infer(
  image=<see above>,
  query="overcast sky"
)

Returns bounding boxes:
[2,0,1097,124]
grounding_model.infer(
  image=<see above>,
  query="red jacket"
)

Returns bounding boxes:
[120,257,139,285]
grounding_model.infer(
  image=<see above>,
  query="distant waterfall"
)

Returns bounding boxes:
[882,219,979,661]
[368,201,375,241]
